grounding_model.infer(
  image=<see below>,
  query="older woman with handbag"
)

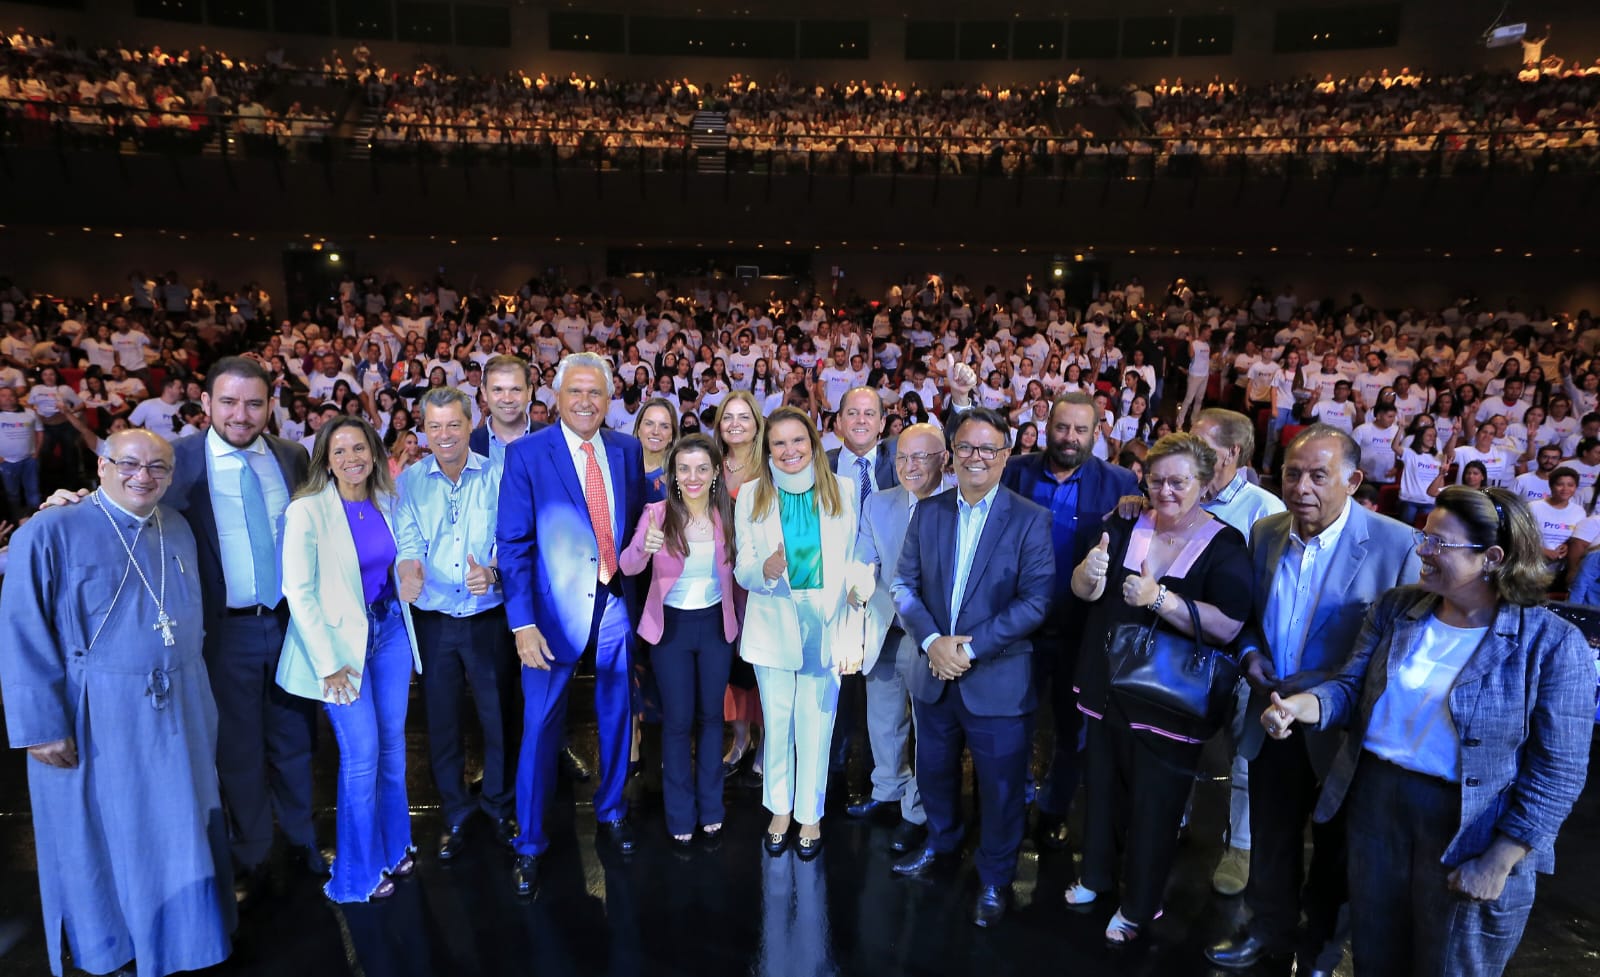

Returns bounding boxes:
[733,406,872,859]
[277,416,421,902]
[1264,486,1592,977]
[1066,432,1253,946]
[621,433,740,846]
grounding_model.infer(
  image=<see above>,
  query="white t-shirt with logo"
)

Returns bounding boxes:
[0,408,41,462]
[1528,498,1583,552]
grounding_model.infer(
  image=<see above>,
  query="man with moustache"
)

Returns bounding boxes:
[396,387,519,861]
[1000,393,1138,848]
[850,423,948,851]
[1206,424,1419,977]
[1,429,235,977]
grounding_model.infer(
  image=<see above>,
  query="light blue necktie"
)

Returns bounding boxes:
[950,498,987,628]
[856,455,872,512]
[238,454,280,606]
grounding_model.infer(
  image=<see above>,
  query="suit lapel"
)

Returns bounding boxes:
[1310,509,1369,635]
[188,445,224,570]
[883,487,911,575]
[1257,519,1289,617]
[545,429,586,509]
[1453,602,1519,691]
[602,430,627,542]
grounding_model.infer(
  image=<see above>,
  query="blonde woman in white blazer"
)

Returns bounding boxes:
[277,416,421,903]
[734,407,873,859]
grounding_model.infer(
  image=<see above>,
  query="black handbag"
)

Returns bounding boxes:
[1106,593,1239,740]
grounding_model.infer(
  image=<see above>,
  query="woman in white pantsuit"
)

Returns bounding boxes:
[734,406,872,859]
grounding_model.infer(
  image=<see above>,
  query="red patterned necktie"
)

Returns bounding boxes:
[581,441,618,584]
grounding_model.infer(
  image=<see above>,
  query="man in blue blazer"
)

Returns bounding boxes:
[891,407,1055,927]
[169,357,320,898]
[468,354,546,470]
[1207,424,1420,977]
[999,393,1139,847]
[496,353,646,897]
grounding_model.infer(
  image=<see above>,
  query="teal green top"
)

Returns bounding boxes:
[778,488,824,591]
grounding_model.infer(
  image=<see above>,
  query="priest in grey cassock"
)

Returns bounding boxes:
[0,428,235,977]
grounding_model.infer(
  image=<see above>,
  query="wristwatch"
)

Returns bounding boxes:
[1150,584,1168,612]
[489,566,502,585]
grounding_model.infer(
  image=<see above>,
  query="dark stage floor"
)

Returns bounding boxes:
[2,676,1597,977]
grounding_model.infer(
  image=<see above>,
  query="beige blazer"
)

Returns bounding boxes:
[276,483,420,701]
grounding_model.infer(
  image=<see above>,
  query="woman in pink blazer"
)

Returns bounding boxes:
[621,432,741,846]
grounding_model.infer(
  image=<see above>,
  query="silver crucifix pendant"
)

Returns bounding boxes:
[155,612,176,647]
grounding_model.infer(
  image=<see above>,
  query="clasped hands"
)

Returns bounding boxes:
[926,634,972,682]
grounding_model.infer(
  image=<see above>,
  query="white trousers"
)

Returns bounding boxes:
[753,591,840,825]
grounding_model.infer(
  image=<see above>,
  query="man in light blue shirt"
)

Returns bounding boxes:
[1192,408,1286,897]
[395,387,519,860]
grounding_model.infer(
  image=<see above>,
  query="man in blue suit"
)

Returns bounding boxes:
[891,407,1055,927]
[1000,393,1138,848]
[170,357,320,900]
[1206,424,1420,977]
[468,354,545,470]
[496,352,646,897]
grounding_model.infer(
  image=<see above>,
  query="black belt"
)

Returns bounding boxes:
[226,601,285,617]
[412,605,506,621]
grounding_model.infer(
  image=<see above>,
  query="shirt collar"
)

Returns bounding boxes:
[957,482,1002,515]
[207,426,266,457]
[488,416,532,446]
[1207,469,1249,505]
[95,488,157,527]
[1290,497,1353,550]
[844,443,879,468]
[561,421,601,455]
[421,451,485,481]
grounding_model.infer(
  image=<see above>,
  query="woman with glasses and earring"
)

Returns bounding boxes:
[734,406,873,859]
[277,416,421,902]
[1263,486,1592,977]
[621,433,740,846]
[1066,432,1253,946]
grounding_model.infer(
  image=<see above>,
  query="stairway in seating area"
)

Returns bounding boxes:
[690,109,728,173]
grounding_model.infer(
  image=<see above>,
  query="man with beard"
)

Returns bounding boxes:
[1000,393,1138,848]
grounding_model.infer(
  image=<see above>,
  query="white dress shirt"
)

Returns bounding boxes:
[562,422,616,535]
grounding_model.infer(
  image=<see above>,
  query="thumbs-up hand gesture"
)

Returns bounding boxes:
[1261,690,1320,740]
[643,509,665,555]
[763,541,787,583]
[464,553,494,596]
[1122,558,1162,609]
[398,559,425,603]
[1084,532,1112,583]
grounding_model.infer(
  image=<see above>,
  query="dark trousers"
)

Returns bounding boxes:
[913,691,1030,887]
[412,606,517,827]
[514,591,631,857]
[1245,733,1346,952]
[1079,712,1202,925]
[652,604,734,835]
[207,610,319,869]
[1347,753,1537,977]
[1035,638,1084,818]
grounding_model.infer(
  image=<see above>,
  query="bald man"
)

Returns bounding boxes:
[1,429,235,977]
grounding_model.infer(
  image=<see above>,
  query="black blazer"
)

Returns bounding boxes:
[167,432,309,636]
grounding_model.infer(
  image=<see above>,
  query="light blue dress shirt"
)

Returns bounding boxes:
[922,483,1000,659]
[393,451,504,617]
[1201,470,1286,536]
[204,428,290,608]
[1263,497,1352,679]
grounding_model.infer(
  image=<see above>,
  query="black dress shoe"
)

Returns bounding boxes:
[972,885,1009,927]
[889,820,928,853]
[597,818,637,854]
[845,797,893,819]
[233,868,267,909]
[512,855,538,898]
[559,745,592,782]
[493,816,519,849]
[438,823,470,861]
[289,843,331,877]
[1034,814,1072,852]
[763,829,789,856]
[1205,931,1286,970]
[795,833,824,860]
[891,847,947,878]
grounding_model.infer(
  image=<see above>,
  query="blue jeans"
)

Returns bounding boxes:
[1399,500,1434,526]
[653,604,734,835]
[0,455,40,516]
[324,599,415,902]
[1263,407,1292,470]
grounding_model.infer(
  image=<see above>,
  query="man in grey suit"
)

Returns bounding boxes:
[1207,424,1421,977]
[849,423,948,852]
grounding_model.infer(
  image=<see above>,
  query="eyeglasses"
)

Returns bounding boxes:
[895,450,946,468]
[1413,531,1487,556]
[109,458,174,480]
[952,443,1007,461]
[1144,476,1195,493]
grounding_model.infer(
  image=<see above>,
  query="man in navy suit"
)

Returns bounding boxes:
[826,387,899,783]
[468,354,544,470]
[891,407,1055,927]
[496,352,646,897]
[168,357,319,900]
[1206,425,1420,977]
[1000,393,1139,848]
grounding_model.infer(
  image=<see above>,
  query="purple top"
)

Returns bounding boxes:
[342,497,396,605]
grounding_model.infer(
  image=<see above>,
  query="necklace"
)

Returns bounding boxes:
[92,491,176,647]
[343,496,368,519]
[1155,510,1203,544]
